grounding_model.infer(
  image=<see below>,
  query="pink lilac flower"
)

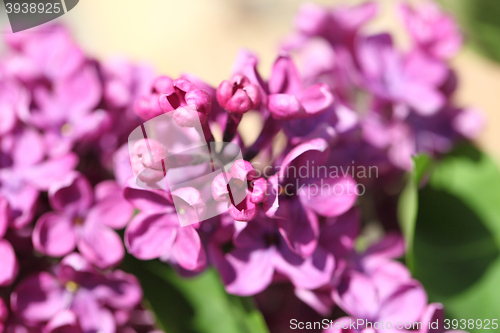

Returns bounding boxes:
[32,172,132,269]
[3,24,85,82]
[0,80,28,136]
[283,1,482,172]
[124,185,207,272]
[216,74,261,114]
[356,34,447,116]
[322,235,426,333]
[293,208,360,316]
[0,2,485,331]
[209,212,335,296]
[158,78,212,127]
[134,76,171,121]
[10,253,142,333]
[0,127,78,229]
[30,64,106,157]
[98,58,155,167]
[0,24,106,158]
[399,2,462,60]
[264,138,357,256]
[333,275,427,333]
[129,138,169,185]
[266,54,334,120]
[211,159,267,222]
[284,1,377,51]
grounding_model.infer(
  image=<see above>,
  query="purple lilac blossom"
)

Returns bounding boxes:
[32,172,131,269]
[0,1,483,332]
[11,253,142,333]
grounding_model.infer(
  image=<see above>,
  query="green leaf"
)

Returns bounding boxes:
[398,154,432,271]
[123,255,270,333]
[413,143,500,331]
[441,0,500,63]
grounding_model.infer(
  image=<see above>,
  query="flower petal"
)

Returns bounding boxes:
[171,187,207,226]
[228,196,258,222]
[278,138,329,181]
[333,271,379,320]
[225,247,275,296]
[32,212,76,257]
[171,226,206,272]
[24,153,79,191]
[124,185,173,213]
[269,54,302,95]
[44,310,82,333]
[93,270,143,311]
[71,290,115,333]
[378,281,428,332]
[320,208,360,257]
[275,244,335,290]
[77,222,125,269]
[0,239,19,286]
[86,181,133,229]
[12,128,45,168]
[11,272,67,324]
[298,176,357,217]
[2,184,39,229]
[278,201,319,257]
[48,172,93,216]
[402,82,444,116]
[124,212,178,260]
[297,83,334,116]
[268,94,303,120]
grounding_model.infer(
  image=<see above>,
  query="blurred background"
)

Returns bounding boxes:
[1,0,499,161]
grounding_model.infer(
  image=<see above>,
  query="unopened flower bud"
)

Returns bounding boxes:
[130,139,168,184]
[159,79,212,127]
[216,74,261,114]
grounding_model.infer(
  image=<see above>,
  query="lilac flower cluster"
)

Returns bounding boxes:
[0,25,159,332]
[0,1,481,333]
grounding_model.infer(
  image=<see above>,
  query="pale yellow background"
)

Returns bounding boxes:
[44,0,500,161]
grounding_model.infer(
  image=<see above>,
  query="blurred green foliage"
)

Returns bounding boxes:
[124,256,270,333]
[398,154,433,271]
[441,0,500,63]
[413,143,500,330]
